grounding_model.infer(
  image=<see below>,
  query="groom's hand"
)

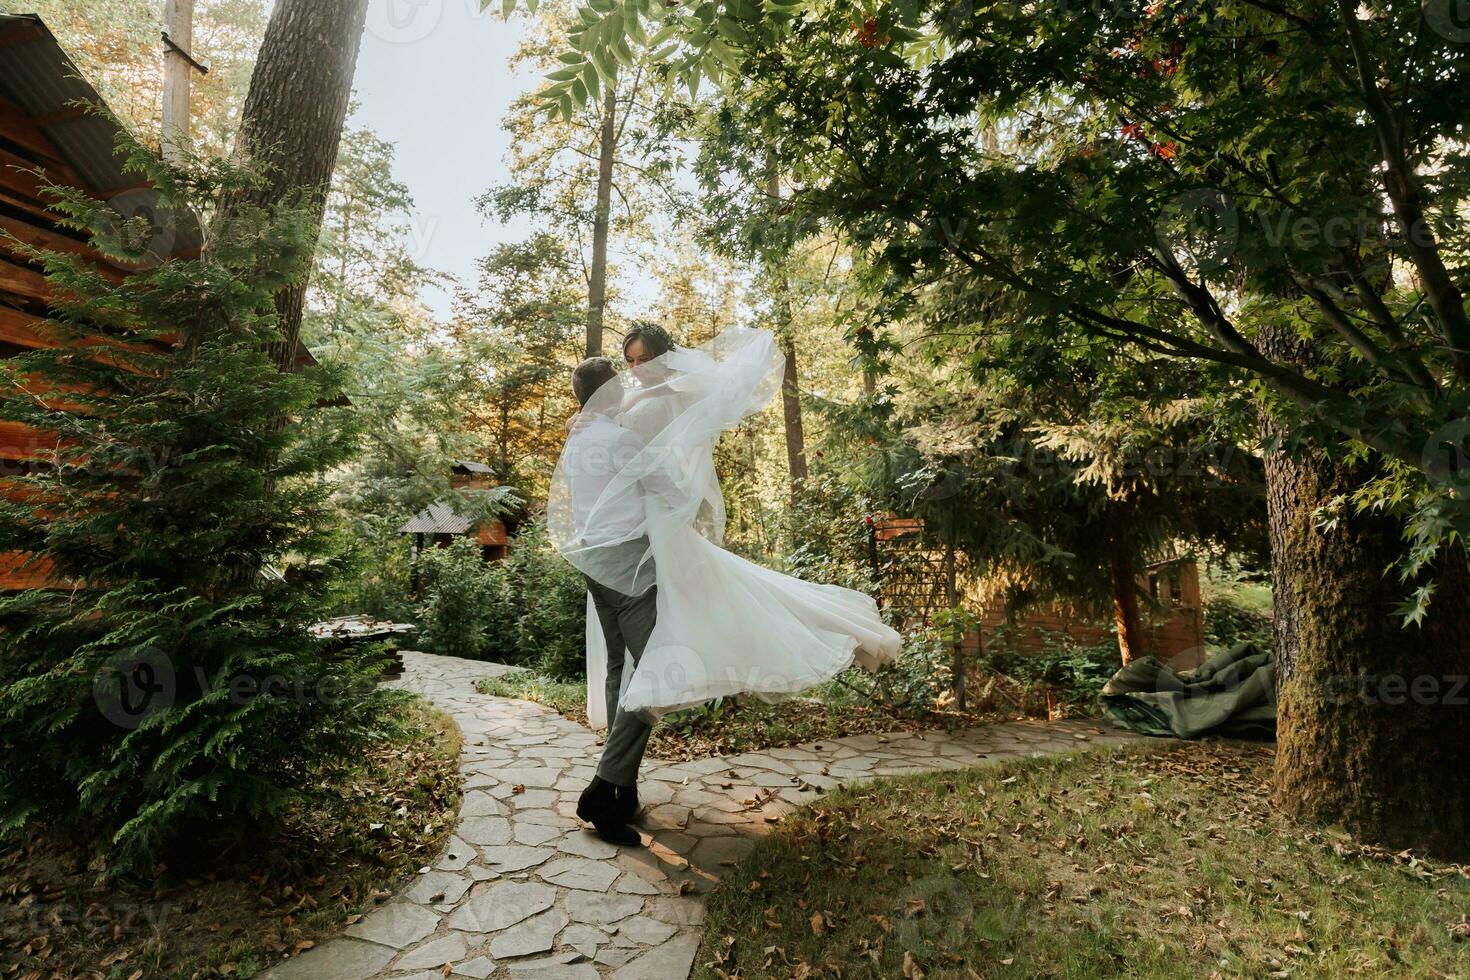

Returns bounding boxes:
[565,410,581,433]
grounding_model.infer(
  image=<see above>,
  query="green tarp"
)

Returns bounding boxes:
[1101,642,1276,740]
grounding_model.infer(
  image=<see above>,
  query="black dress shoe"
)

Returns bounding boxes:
[615,782,641,824]
[577,777,641,846]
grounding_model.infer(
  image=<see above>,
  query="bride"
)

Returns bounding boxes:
[549,324,902,727]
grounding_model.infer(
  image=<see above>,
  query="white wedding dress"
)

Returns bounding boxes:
[548,327,902,725]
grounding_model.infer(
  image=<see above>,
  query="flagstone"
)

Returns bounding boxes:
[459,791,507,817]
[565,891,644,924]
[614,872,662,895]
[433,835,475,872]
[392,933,467,970]
[616,914,679,946]
[509,962,599,979]
[512,821,565,846]
[404,870,471,905]
[347,650,1142,980]
[451,955,497,978]
[562,922,608,957]
[558,832,620,859]
[343,901,439,949]
[540,855,621,891]
[488,907,569,958]
[595,946,637,967]
[446,881,555,932]
[261,937,395,980]
[688,834,756,869]
[478,844,555,873]
[610,933,702,980]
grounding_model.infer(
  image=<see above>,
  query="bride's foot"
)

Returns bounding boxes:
[577,777,642,846]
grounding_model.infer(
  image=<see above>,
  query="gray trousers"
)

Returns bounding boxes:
[585,575,658,787]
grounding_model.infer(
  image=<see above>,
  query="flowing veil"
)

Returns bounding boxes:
[549,327,902,724]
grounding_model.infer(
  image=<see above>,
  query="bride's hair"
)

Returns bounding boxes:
[572,357,618,406]
[621,321,676,360]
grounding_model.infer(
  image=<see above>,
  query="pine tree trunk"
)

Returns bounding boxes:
[1261,329,1470,860]
[215,0,370,373]
[586,85,616,358]
[779,333,808,496]
[1111,549,1144,665]
[765,160,808,511]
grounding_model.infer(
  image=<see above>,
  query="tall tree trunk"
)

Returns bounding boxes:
[586,85,616,358]
[214,0,370,373]
[1110,549,1144,665]
[1261,327,1470,860]
[779,334,808,492]
[765,161,807,509]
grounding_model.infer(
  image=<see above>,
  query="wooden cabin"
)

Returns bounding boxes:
[399,461,512,563]
[870,514,1207,665]
[0,13,318,592]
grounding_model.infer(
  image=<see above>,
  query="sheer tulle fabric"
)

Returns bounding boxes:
[549,327,902,724]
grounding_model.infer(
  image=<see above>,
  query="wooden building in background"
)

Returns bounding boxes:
[398,461,512,564]
[0,13,317,592]
[870,514,1207,667]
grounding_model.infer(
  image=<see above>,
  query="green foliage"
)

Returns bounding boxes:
[505,518,589,680]
[780,469,882,594]
[982,630,1123,709]
[682,0,1470,616]
[329,515,416,621]
[0,140,405,876]
[872,625,953,716]
[414,538,518,661]
[1203,593,1275,656]
[409,518,587,677]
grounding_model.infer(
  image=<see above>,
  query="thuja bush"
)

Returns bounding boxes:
[0,140,406,877]
[505,518,587,681]
[415,537,516,661]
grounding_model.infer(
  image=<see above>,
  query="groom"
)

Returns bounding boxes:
[562,356,679,846]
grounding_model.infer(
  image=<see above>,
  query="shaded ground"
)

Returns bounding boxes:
[262,651,1137,980]
[0,699,462,980]
[696,742,1470,979]
[476,671,1028,761]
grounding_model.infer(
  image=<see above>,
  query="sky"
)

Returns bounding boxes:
[349,0,539,320]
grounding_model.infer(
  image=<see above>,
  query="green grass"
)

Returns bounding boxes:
[696,742,1470,979]
[478,670,588,717]
[476,670,1000,761]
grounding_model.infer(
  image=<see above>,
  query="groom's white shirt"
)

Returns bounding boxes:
[563,411,687,546]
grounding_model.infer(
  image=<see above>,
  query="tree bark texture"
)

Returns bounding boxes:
[586,84,616,358]
[1260,325,1470,859]
[1111,549,1144,665]
[215,0,370,373]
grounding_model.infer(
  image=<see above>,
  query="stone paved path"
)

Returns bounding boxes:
[263,652,1139,980]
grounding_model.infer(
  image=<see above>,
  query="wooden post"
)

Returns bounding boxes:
[946,539,966,711]
[161,0,201,163]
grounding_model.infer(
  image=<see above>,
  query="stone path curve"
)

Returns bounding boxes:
[263,651,1139,980]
